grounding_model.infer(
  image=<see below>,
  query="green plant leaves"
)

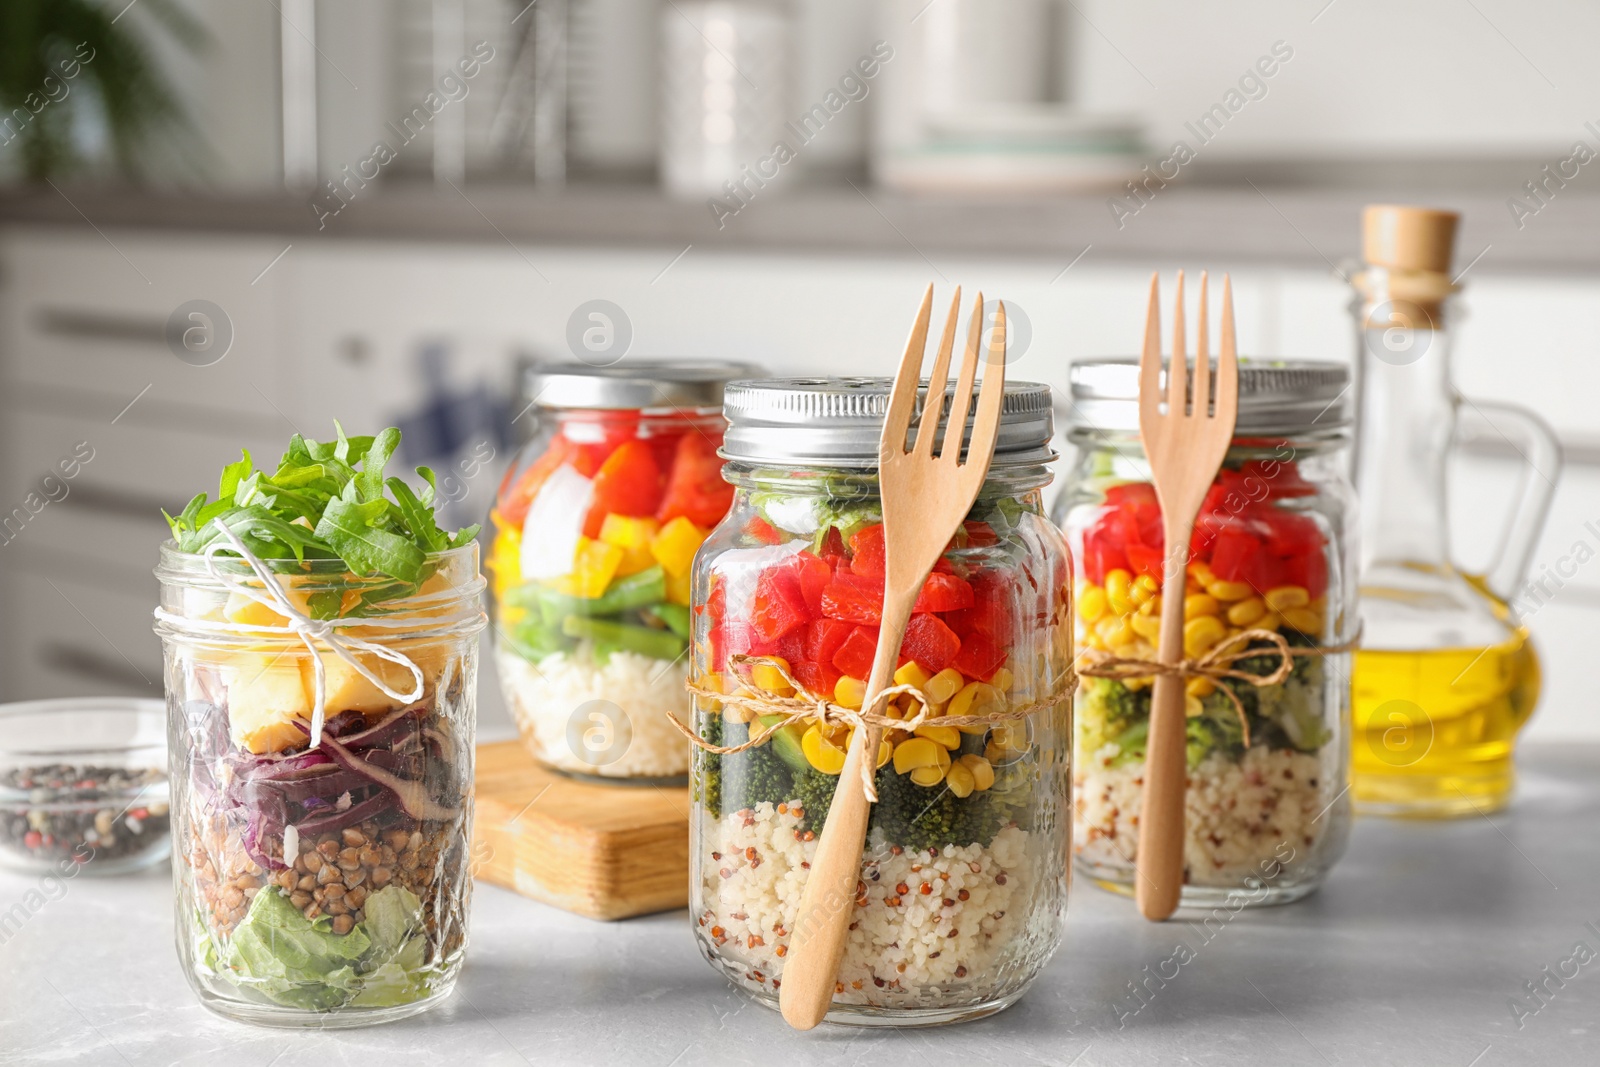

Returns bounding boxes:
[164,426,479,588]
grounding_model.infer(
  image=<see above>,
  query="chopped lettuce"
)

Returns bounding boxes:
[209,884,432,1011]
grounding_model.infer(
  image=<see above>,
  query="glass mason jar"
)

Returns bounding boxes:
[155,543,487,1028]
[689,378,1073,1025]
[489,361,757,784]
[1053,359,1356,907]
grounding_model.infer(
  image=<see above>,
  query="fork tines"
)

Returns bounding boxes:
[883,284,1007,470]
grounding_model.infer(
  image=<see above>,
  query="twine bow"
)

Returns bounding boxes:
[1075,627,1359,746]
[154,519,427,748]
[676,654,1075,802]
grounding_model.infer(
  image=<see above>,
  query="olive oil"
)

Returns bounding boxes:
[1351,630,1540,816]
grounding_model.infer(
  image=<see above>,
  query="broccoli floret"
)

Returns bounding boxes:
[693,712,724,816]
[708,720,794,814]
[864,764,1028,852]
[791,765,840,827]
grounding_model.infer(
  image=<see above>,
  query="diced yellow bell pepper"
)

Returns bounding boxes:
[599,513,660,550]
[614,543,657,578]
[569,537,624,598]
[650,516,706,578]
[665,567,693,606]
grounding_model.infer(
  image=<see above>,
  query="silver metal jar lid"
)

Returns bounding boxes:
[1065,358,1352,436]
[721,377,1057,468]
[523,360,763,411]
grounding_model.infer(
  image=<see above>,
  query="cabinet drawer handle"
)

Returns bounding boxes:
[35,308,166,346]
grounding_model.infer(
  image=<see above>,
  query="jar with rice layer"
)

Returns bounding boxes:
[1053,359,1355,906]
[688,377,1073,1025]
[489,361,757,783]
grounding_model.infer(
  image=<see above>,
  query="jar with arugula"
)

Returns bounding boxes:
[1054,359,1355,905]
[689,378,1073,1024]
[490,361,754,783]
[154,427,487,1027]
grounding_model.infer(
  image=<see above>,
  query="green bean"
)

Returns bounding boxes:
[644,602,692,639]
[560,615,686,660]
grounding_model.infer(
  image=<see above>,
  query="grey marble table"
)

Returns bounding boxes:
[3,745,1597,1067]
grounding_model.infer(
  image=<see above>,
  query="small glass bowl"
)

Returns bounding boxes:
[0,698,171,876]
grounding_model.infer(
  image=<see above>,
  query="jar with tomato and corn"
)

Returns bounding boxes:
[489,362,758,783]
[1053,359,1355,906]
[689,378,1073,1024]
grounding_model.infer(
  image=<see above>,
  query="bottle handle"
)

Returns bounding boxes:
[1452,395,1564,606]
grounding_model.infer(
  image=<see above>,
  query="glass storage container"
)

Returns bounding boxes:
[1054,359,1355,906]
[689,377,1073,1025]
[490,361,757,783]
[156,543,487,1027]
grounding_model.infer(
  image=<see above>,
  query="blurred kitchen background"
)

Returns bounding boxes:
[1,0,1596,741]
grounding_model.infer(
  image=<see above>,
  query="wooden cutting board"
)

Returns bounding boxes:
[471,741,691,920]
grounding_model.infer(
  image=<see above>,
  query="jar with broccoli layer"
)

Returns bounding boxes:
[688,378,1073,1026]
[1054,359,1355,907]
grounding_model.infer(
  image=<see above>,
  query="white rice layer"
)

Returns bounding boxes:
[698,802,1030,1003]
[1074,743,1327,885]
[496,644,690,778]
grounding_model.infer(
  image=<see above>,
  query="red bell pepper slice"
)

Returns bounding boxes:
[831,626,879,680]
[849,523,887,579]
[498,434,574,528]
[745,515,785,545]
[803,618,855,667]
[1124,542,1166,581]
[900,613,962,673]
[656,432,735,528]
[792,660,843,698]
[912,571,975,613]
[583,440,665,538]
[952,632,1006,682]
[751,566,810,642]
[784,551,833,619]
[821,570,885,625]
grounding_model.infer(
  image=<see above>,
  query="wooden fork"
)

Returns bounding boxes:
[779,284,1008,1030]
[1135,270,1240,921]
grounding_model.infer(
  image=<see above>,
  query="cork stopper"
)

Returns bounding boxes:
[1358,204,1461,327]
[1363,205,1459,274]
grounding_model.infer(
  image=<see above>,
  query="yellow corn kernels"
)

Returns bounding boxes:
[1078,585,1108,623]
[1281,606,1323,635]
[834,675,867,710]
[1137,594,1163,617]
[1184,594,1219,620]
[876,737,894,768]
[893,661,933,691]
[1132,574,1159,606]
[1130,614,1163,641]
[1105,568,1136,616]
[1183,615,1227,657]
[949,681,1001,734]
[1207,579,1254,602]
[925,667,965,704]
[1188,560,1215,585]
[944,761,977,798]
[1255,611,1282,632]
[959,753,996,790]
[989,667,1014,693]
[1264,585,1310,612]
[1185,694,1205,718]
[751,657,794,695]
[1123,676,1153,692]
[1227,597,1268,627]
[892,737,945,773]
[801,724,847,774]
[914,724,962,750]
[1186,676,1216,698]
[909,765,947,788]
[1108,619,1138,648]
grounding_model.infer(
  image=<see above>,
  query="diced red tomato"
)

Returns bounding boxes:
[821,570,885,625]
[952,632,1006,682]
[900,613,961,673]
[784,551,832,618]
[960,520,1000,547]
[710,620,754,671]
[1285,547,1329,599]
[791,660,843,698]
[816,526,847,567]
[656,432,734,528]
[751,567,810,641]
[803,618,855,666]
[1081,524,1127,585]
[701,577,727,621]
[583,440,665,538]
[831,626,879,679]
[849,524,886,579]
[912,571,975,613]
[745,515,784,545]
[945,569,1016,645]
[773,628,808,664]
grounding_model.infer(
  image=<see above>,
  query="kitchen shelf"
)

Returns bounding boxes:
[5,178,1600,273]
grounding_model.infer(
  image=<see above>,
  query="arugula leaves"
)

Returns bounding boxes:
[165,423,480,600]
